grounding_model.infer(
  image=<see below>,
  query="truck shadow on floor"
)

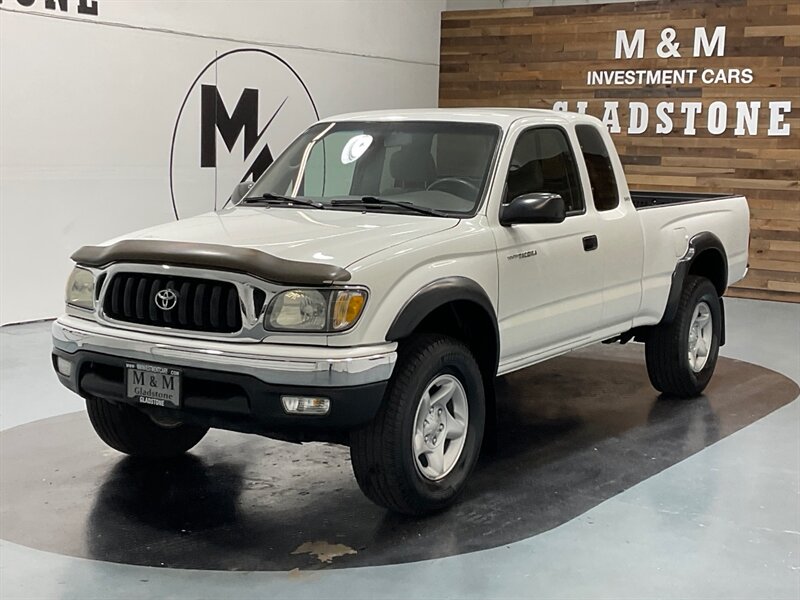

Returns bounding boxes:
[1,345,796,571]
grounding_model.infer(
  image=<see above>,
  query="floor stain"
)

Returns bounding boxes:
[291,541,357,564]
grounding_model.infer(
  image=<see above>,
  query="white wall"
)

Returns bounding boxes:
[0,0,445,324]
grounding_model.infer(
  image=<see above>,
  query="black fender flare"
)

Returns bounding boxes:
[386,276,500,373]
[662,231,728,344]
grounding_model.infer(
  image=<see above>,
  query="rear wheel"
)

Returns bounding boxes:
[350,334,485,515]
[645,275,722,398]
[86,397,208,458]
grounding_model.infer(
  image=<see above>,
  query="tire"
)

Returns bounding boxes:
[350,334,486,515]
[86,397,208,458]
[645,275,722,398]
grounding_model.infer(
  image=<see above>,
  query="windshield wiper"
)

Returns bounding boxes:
[242,193,325,209]
[330,196,445,217]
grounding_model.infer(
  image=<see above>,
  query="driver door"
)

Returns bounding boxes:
[492,125,604,368]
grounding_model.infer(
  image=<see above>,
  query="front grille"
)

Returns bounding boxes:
[103,273,242,333]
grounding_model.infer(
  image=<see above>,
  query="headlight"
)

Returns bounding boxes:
[265,288,367,332]
[65,266,96,310]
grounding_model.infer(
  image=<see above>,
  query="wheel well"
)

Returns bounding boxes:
[689,248,727,295]
[409,299,499,448]
[412,300,498,383]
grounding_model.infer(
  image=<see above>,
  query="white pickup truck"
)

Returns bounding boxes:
[53,109,749,515]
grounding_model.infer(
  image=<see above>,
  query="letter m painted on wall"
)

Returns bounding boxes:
[200,85,259,168]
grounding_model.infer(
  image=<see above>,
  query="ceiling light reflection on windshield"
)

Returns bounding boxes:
[341,134,373,164]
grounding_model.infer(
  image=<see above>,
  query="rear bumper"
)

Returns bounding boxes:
[52,316,396,439]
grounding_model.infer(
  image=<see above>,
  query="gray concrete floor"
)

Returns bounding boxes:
[1,298,798,599]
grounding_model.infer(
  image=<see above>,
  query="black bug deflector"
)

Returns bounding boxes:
[72,240,352,286]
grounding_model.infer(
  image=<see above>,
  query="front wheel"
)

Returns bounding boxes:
[645,275,722,398]
[86,397,208,458]
[350,334,485,515]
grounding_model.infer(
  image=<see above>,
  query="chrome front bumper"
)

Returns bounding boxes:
[52,315,397,387]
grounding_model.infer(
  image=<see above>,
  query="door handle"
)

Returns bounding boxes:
[583,235,598,252]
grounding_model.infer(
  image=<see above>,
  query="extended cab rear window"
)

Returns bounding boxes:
[576,125,620,211]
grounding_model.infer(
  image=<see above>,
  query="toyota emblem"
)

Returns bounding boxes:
[154,289,179,311]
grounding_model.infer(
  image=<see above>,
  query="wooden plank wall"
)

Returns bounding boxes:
[440,0,800,302]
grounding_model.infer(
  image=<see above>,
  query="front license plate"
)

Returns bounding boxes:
[125,362,181,409]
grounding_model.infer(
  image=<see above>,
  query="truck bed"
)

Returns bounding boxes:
[632,191,749,326]
[631,191,736,210]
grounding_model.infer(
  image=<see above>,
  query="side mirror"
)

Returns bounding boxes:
[500,192,566,226]
[230,181,254,205]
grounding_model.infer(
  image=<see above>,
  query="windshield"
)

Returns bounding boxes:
[245,120,501,216]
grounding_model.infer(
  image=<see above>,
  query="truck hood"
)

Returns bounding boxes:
[101,206,458,270]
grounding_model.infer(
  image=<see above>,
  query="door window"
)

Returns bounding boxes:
[504,127,584,214]
[576,125,619,211]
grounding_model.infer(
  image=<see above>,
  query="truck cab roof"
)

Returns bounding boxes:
[321,107,601,129]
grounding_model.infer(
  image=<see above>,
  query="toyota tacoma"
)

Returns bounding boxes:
[53,109,750,515]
